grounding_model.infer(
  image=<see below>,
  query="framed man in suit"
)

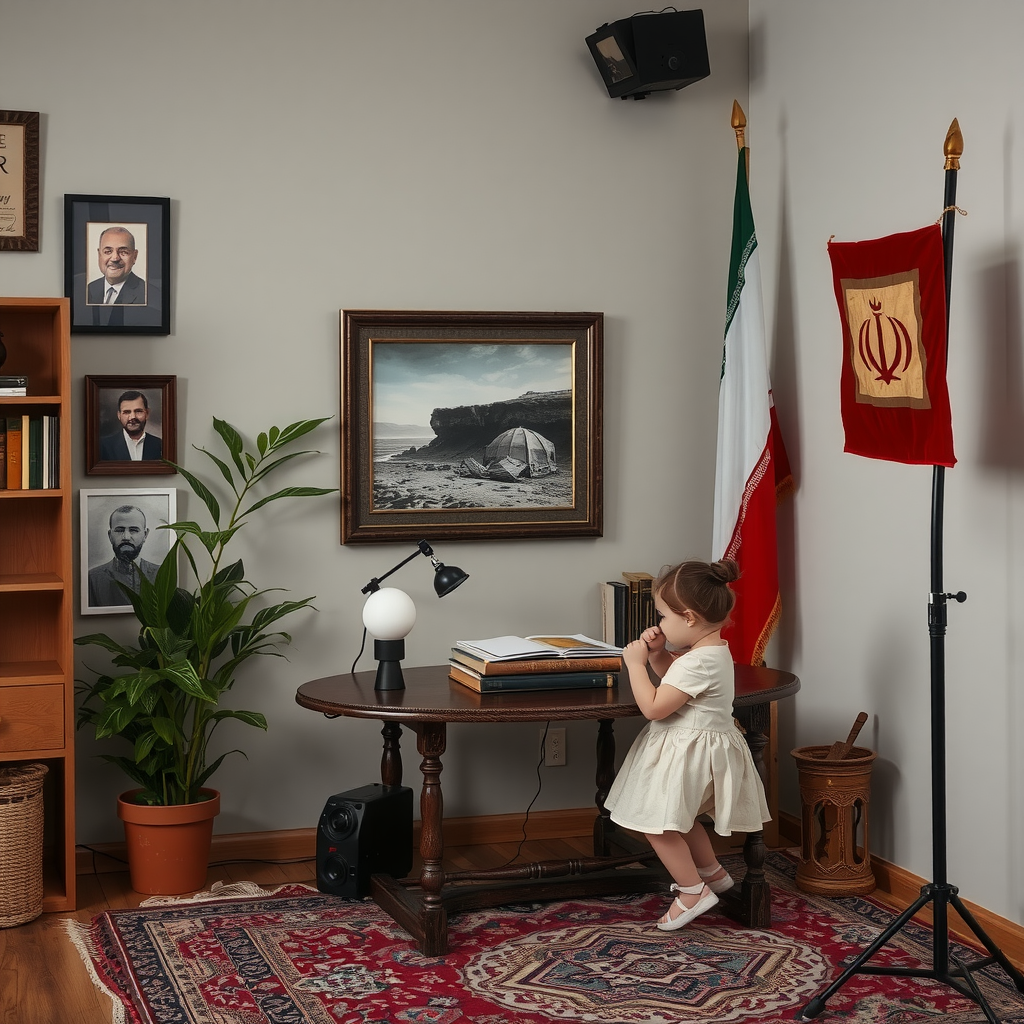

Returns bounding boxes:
[86,226,146,305]
[99,390,163,461]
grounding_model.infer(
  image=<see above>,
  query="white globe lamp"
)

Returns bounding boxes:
[362,587,417,690]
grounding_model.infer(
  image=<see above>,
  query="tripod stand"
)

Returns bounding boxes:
[799,122,1024,1023]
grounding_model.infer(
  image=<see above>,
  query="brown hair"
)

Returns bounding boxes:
[654,559,740,625]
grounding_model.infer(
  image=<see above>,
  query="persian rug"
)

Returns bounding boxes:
[67,853,1024,1024]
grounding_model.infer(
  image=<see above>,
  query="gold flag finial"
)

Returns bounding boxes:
[732,100,746,151]
[944,118,963,171]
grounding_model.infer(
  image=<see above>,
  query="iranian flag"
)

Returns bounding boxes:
[712,148,793,666]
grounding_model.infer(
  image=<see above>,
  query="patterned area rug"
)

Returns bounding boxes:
[67,853,1024,1024]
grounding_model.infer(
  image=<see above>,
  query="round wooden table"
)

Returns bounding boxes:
[297,663,799,955]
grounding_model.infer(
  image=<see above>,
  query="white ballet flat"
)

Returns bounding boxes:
[656,882,719,931]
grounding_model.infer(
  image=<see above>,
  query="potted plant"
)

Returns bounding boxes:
[75,416,335,893]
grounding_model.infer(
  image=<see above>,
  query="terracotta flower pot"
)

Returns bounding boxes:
[117,789,221,895]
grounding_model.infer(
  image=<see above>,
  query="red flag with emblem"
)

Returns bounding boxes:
[827,224,955,467]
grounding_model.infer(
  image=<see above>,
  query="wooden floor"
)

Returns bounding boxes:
[0,837,597,1024]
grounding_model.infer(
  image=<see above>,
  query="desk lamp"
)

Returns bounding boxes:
[360,540,469,691]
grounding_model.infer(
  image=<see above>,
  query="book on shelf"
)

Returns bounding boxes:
[0,418,5,488]
[6,415,22,490]
[41,414,51,488]
[0,375,27,396]
[0,375,27,386]
[621,571,655,641]
[599,580,628,647]
[20,413,29,488]
[450,646,621,677]
[0,388,27,396]
[48,411,59,487]
[448,662,617,693]
[453,634,622,663]
[44,414,59,489]
[27,415,42,489]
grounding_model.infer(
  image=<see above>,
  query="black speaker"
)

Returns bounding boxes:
[586,9,710,100]
[315,783,413,898]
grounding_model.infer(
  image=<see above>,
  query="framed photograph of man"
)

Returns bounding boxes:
[341,309,604,543]
[85,375,177,475]
[80,487,176,615]
[64,194,170,335]
[0,110,40,251]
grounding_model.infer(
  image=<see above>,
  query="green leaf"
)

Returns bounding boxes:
[257,432,268,457]
[196,448,237,493]
[273,417,333,448]
[242,486,336,518]
[176,465,222,526]
[213,418,246,478]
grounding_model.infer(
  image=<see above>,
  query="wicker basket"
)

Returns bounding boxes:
[0,763,49,927]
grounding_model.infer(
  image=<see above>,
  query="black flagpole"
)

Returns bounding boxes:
[798,121,1024,1023]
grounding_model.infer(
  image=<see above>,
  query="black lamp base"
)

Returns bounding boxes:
[373,638,406,691]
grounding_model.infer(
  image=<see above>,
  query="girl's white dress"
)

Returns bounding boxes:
[604,644,770,836]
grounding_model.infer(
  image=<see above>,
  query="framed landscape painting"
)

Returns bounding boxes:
[340,309,603,543]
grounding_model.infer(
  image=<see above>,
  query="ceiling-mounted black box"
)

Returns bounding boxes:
[586,9,710,100]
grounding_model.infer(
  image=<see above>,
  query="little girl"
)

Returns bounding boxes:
[604,558,770,931]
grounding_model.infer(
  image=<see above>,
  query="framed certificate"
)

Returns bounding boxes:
[0,110,39,252]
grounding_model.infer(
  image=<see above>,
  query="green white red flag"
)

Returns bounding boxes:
[713,148,793,666]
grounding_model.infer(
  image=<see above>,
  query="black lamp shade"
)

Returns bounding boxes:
[433,562,469,598]
[586,9,710,100]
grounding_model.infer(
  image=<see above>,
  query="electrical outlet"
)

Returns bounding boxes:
[544,727,567,767]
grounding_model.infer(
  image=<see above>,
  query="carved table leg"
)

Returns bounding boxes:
[415,721,447,953]
[731,701,772,927]
[381,722,403,787]
[593,719,616,856]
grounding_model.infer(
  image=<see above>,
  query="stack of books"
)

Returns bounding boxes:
[0,375,27,397]
[449,634,622,693]
[0,414,60,490]
[599,571,655,646]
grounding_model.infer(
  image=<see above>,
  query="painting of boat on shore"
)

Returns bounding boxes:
[341,309,602,543]
[370,341,574,511]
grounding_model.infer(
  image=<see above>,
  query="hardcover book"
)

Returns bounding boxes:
[20,414,30,488]
[448,662,617,693]
[454,634,621,663]
[450,647,621,676]
[27,416,42,489]
[6,416,22,490]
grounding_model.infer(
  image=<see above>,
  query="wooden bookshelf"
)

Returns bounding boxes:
[0,297,75,911]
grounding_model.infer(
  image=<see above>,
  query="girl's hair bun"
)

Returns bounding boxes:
[710,559,740,584]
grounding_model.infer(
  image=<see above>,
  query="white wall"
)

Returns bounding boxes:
[752,1,1024,925]
[0,1,751,850]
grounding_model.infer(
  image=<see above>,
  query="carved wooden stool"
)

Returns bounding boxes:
[791,745,876,895]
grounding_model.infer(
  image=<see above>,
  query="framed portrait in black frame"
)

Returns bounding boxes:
[64,194,170,335]
[85,375,177,475]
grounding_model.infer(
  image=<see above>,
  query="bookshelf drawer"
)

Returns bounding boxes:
[0,683,64,751]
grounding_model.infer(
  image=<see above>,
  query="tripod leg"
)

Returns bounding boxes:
[946,952,1002,1024]
[796,890,934,1021]
[948,891,1024,993]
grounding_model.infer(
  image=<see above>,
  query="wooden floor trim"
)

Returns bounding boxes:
[78,807,1024,970]
[75,807,602,876]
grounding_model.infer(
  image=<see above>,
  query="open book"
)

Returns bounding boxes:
[454,634,622,662]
